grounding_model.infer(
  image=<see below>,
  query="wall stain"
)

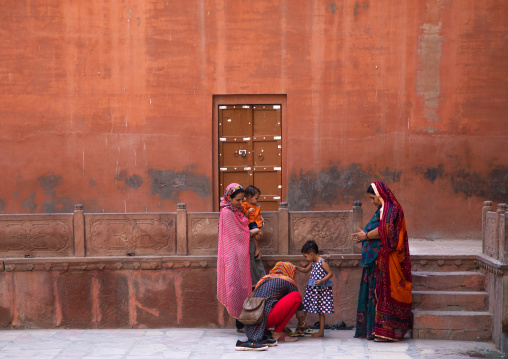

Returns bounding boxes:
[37,173,74,213]
[0,198,5,212]
[354,1,360,17]
[353,0,369,18]
[148,167,211,201]
[22,193,37,213]
[423,164,445,183]
[38,174,62,195]
[126,175,143,189]
[287,163,401,211]
[115,171,143,190]
[451,166,508,200]
[329,2,338,14]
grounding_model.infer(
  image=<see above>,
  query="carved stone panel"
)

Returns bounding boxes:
[0,215,73,258]
[257,212,278,255]
[86,214,176,256]
[289,211,352,255]
[188,213,219,255]
[484,212,497,259]
[187,212,278,255]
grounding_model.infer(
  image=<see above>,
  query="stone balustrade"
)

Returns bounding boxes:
[480,201,508,352]
[0,202,365,330]
[0,202,363,259]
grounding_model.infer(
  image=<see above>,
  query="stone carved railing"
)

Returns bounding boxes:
[482,201,507,263]
[0,202,364,259]
[0,202,365,330]
[480,201,508,352]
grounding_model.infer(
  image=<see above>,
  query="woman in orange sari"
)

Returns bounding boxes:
[352,181,412,341]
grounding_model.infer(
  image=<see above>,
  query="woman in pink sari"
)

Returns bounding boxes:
[217,183,261,330]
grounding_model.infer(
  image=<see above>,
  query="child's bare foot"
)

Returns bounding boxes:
[311,331,324,338]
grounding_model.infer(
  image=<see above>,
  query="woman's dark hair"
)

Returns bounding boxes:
[245,185,261,198]
[230,188,245,199]
[301,240,319,254]
[367,184,375,195]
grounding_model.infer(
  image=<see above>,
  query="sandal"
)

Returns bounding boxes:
[290,321,306,337]
[273,333,298,342]
[374,337,393,342]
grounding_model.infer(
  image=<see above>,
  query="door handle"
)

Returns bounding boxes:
[235,150,247,158]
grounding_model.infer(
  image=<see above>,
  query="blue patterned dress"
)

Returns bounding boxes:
[302,259,334,314]
[354,207,381,339]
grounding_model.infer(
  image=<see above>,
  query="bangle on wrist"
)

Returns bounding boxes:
[365,231,369,240]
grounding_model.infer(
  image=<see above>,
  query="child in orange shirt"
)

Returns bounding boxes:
[242,186,265,286]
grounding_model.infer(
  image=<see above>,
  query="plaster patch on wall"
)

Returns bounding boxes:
[416,21,442,124]
[148,168,211,201]
[288,163,401,211]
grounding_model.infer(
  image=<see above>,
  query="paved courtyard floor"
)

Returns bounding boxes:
[0,328,504,359]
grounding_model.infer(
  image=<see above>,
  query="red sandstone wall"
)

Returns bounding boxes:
[0,257,363,329]
[0,0,507,238]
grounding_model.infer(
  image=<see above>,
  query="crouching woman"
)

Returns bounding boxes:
[236,262,305,351]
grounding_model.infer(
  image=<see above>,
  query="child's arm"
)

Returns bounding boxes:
[314,261,333,286]
[295,263,312,273]
[241,203,255,218]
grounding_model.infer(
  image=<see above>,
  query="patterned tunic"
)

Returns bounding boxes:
[302,259,334,314]
[245,278,303,341]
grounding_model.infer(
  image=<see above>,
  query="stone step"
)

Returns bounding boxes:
[412,290,488,311]
[411,256,478,272]
[412,271,485,291]
[412,310,492,341]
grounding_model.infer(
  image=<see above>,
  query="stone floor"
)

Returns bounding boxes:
[0,328,504,359]
[408,238,482,256]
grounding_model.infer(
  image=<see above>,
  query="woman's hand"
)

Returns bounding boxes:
[314,279,323,286]
[351,227,368,243]
[250,228,260,236]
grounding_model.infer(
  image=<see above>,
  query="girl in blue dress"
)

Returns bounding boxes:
[295,240,334,337]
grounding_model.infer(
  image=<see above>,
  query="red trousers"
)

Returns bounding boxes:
[266,291,302,332]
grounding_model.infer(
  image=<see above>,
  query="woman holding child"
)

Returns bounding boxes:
[352,181,412,341]
[217,183,261,332]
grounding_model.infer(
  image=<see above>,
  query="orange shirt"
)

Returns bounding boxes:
[241,202,263,228]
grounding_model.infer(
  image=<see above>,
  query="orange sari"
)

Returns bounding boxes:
[372,181,412,340]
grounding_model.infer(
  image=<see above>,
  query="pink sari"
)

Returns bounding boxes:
[216,183,251,318]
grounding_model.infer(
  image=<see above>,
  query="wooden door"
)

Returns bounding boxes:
[219,105,282,211]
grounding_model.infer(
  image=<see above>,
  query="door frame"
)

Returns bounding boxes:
[212,94,288,212]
